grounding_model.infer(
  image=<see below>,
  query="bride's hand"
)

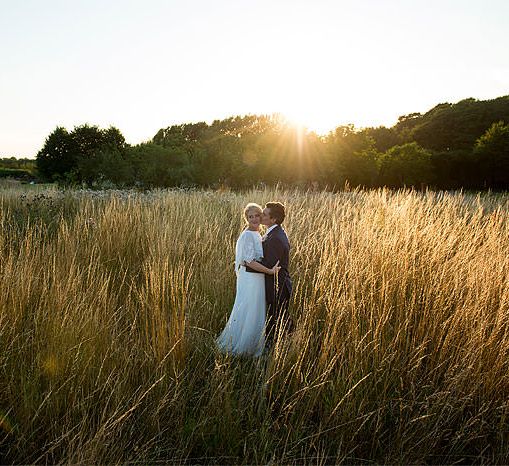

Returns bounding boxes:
[270,260,281,275]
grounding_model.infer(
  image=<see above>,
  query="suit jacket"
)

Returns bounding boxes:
[246,224,292,306]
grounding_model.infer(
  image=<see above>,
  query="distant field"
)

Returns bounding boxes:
[0,178,53,189]
[1,184,509,464]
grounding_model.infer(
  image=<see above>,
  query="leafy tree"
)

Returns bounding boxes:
[36,124,126,185]
[72,124,127,185]
[473,121,509,189]
[378,142,434,188]
[362,126,401,152]
[395,96,509,151]
[394,112,422,141]
[126,143,194,188]
[429,149,477,190]
[324,125,378,188]
[77,148,134,187]
[36,126,74,182]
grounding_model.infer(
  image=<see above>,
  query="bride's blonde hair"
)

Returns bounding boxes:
[243,202,262,223]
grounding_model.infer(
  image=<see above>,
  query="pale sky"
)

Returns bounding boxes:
[1,0,508,157]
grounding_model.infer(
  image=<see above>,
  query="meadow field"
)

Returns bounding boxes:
[1,181,509,464]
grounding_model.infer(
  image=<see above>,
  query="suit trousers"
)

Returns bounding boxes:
[265,282,293,346]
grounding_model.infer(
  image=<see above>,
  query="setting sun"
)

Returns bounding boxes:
[279,108,335,135]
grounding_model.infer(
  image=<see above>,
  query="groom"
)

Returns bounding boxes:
[246,202,293,347]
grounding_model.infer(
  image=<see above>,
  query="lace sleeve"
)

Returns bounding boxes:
[235,231,252,273]
[241,232,257,263]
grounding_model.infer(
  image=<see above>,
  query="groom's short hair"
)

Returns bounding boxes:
[266,202,285,224]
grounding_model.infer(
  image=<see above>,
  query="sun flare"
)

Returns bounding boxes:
[279,109,337,136]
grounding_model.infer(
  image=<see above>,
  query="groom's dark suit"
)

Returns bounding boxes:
[246,224,293,343]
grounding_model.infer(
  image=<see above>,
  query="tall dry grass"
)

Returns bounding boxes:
[1,184,509,463]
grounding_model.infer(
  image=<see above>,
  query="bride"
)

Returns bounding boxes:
[216,203,280,357]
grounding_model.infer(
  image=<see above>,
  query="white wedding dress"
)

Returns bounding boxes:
[216,229,266,357]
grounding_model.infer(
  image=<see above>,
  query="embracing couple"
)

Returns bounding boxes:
[216,202,293,357]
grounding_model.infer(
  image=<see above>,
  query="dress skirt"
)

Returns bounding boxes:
[216,266,266,357]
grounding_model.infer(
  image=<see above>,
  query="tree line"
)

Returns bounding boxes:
[35,95,509,190]
[0,157,37,182]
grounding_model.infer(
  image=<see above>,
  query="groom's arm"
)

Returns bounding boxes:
[244,259,276,274]
[244,259,263,273]
[246,238,283,272]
